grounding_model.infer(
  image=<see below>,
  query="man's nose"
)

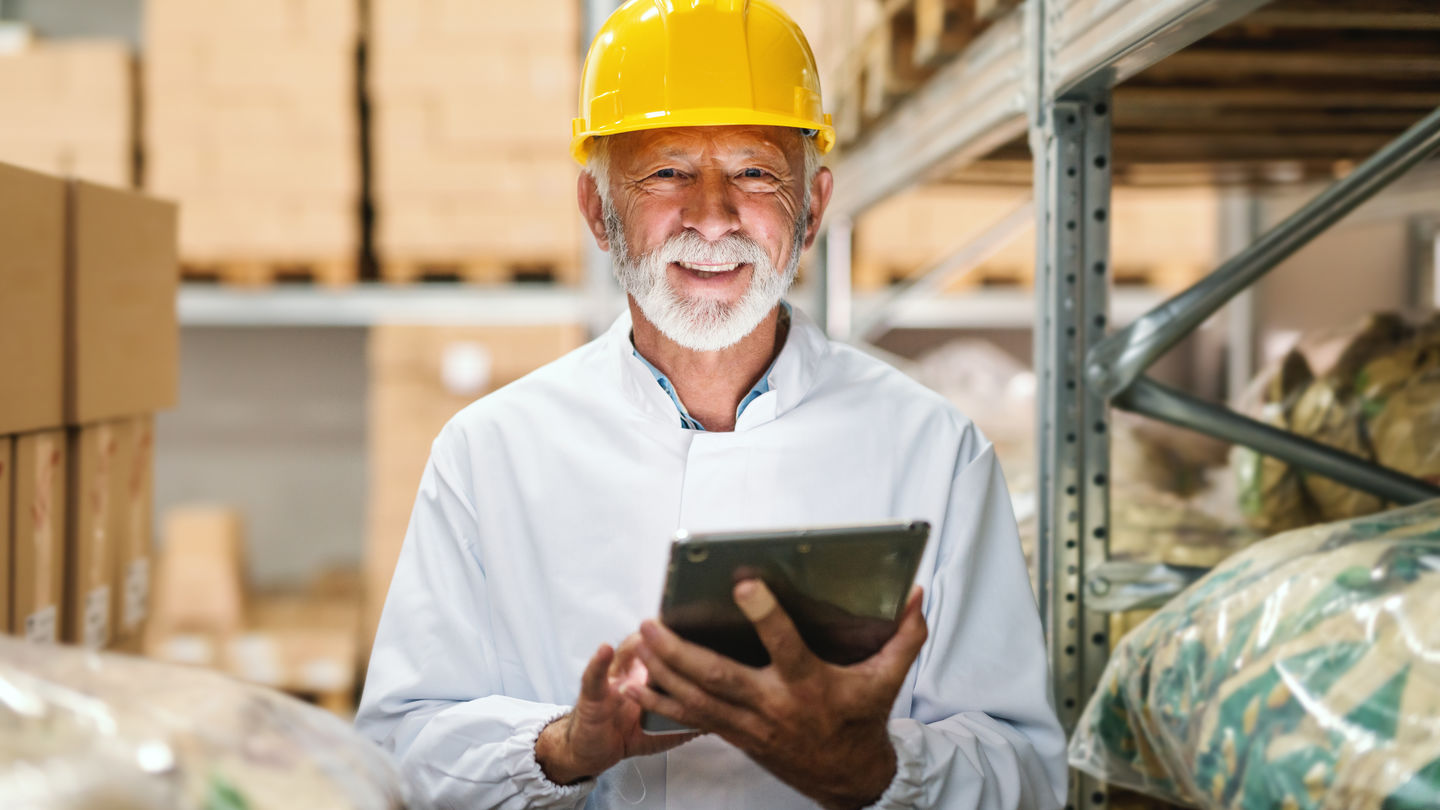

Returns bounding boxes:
[680,174,741,242]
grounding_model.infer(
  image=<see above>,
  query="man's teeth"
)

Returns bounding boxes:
[677,261,741,277]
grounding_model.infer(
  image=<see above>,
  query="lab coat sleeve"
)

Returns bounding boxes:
[871,441,1068,810]
[355,424,595,810]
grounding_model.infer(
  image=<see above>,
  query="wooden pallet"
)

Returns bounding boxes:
[180,258,358,287]
[834,0,1022,146]
[379,256,582,286]
[285,685,357,717]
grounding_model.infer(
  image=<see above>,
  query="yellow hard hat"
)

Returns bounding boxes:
[571,0,835,165]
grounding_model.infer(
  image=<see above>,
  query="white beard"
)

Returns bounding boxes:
[605,202,806,353]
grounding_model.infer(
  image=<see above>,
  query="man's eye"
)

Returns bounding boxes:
[655,168,679,179]
[742,168,767,179]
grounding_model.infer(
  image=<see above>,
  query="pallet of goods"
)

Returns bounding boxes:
[369,0,583,285]
[143,0,361,285]
[0,31,134,187]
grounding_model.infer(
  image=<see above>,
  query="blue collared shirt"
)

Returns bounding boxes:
[631,303,788,431]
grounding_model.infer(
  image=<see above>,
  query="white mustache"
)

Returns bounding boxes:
[656,231,770,267]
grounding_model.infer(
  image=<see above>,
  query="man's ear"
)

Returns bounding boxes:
[801,167,835,251]
[577,171,610,251]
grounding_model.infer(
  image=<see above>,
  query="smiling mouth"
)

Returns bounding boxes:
[674,261,744,279]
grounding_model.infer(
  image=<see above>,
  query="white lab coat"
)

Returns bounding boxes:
[357,306,1067,810]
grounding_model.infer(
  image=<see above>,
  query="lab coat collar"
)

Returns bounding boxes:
[607,301,830,430]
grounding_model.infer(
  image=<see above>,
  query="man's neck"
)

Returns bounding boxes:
[629,299,787,432]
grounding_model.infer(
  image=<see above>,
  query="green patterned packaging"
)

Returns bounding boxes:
[1070,499,1440,810]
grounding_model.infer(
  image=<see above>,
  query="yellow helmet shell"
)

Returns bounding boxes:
[571,0,835,165]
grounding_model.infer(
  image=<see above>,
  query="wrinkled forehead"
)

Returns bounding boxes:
[610,125,806,168]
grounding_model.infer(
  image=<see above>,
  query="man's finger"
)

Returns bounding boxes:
[635,635,749,733]
[609,632,645,683]
[640,620,762,705]
[733,579,815,680]
[871,586,928,676]
[623,682,693,730]
[580,643,615,704]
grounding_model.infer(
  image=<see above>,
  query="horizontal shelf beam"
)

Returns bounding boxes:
[825,5,1028,221]
[177,283,1156,332]
[177,284,595,327]
[1047,0,1272,99]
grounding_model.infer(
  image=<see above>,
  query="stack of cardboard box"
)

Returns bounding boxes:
[0,32,134,187]
[143,0,360,283]
[361,323,587,661]
[0,161,178,652]
[368,0,583,284]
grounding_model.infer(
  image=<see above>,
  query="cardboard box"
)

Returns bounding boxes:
[11,430,66,642]
[362,325,586,660]
[147,505,246,640]
[66,180,179,424]
[0,42,135,187]
[0,162,65,434]
[144,0,356,46]
[0,436,11,633]
[166,194,359,258]
[371,0,578,44]
[0,40,131,106]
[64,421,119,648]
[113,415,154,643]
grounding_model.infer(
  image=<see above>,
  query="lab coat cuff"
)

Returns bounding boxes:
[504,707,596,809]
[865,719,927,809]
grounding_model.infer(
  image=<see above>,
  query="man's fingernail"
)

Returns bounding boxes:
[734,580,776,621]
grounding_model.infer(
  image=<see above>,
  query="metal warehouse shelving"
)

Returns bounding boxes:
[815,1,1440,807]
[176,284,595,327]
[178,283,1171,332]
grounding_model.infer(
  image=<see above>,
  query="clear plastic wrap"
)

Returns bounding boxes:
[1069,498,1440,810]
[1234,313,1440,533]
[0,637,422,810]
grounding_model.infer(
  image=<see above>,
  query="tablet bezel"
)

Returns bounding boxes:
[640,520,930,734]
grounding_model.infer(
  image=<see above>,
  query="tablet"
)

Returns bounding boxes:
[641,520,930,734]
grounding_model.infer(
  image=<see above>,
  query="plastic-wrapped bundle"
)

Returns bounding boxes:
[1235,313,1440,532]
[1069,499,1440,809]
[0,638,422,810]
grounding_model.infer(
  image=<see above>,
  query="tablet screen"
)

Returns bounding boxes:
[658,521,930,668]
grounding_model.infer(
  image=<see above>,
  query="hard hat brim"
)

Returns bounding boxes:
[571,109,835,166]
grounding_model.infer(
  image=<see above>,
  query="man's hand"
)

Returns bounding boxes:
[626,582,928,810]
[534,642,698,785]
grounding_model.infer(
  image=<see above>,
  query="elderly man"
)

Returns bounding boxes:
[357,1,1065,808]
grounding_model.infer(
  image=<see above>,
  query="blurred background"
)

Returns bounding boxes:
[1,0,1437,727]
